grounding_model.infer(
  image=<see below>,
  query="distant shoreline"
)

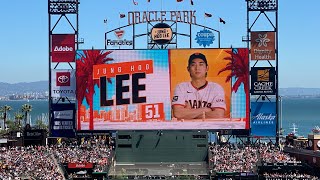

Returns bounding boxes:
[0,99,48,101]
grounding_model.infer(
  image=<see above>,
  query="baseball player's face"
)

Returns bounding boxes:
[188,58,208,79]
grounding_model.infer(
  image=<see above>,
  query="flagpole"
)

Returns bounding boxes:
[104,19,107,49]
[218,17,220,48]
[203,11,206,29]
[118,12,121,29]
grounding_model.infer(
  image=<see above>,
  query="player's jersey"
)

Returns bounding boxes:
[172,81,226,110]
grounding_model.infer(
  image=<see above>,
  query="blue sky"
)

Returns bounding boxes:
[0,0,319,88]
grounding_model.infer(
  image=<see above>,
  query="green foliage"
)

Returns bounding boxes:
[6,119,20,131]
[0,105,13,129]
[35,118,48,130]
[21,104,32,125]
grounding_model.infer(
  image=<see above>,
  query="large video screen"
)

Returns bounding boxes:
[76,49,249,130]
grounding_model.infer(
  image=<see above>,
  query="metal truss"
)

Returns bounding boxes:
[246,0,279,143]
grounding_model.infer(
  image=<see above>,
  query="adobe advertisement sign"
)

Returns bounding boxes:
[76,49,249,130]
[251,67,276,95]
[50,103,76,138]
[51,69,76,98]
[250,31,275,60]
[51,34,75,62]
[251,102,276,137]
[68,163,94,169]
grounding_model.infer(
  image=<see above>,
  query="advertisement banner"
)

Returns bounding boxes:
[251,67,276,95]
[250,31,275,60]
[24,129,46,140]
[68,163,94,169]
[151,23,173,45]
[76,49,249,130]
[50,103,76,138]
[51,69,76,98]
[106,29,133,47]
[51,34,75,62]
[251,102,276,136]
[195,29,215,47]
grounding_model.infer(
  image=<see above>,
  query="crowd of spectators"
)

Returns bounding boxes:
[209,143,259,173]
[0,137,114,179]
[258,144,300,163]
[0,146,64,180]
[208,142,305,173]
[50,137,113,179]
[263,172,319,180]
[51,138,113,173]
[0,138,319,179]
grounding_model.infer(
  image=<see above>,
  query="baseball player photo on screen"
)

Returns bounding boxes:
[170,49,231,121]
[170,48,250,129]
[76,49,249,130]
[171,52,226,119]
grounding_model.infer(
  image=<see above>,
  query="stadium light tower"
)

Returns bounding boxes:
[48,0,79,136]
[247,0,279,144]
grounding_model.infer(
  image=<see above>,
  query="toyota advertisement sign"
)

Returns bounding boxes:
[51,69,76,98]
[51,34,75,62]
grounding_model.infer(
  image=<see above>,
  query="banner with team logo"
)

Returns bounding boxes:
[251,102,276,137]
[51,34,75,62]
[50,103,76,138]
[250,31,275,60]
[51,69,76,98]
[76,49,249,130]
[251,67,276,95]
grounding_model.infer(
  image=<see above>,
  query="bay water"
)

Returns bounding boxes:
[1,97,319,137]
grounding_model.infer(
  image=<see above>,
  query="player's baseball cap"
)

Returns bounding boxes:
[188,53,208,66]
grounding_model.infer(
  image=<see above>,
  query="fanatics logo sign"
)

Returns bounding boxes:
[51,34,75,62]
[114,30,125,39]
[106,29,133,46]
[56,72,70,86]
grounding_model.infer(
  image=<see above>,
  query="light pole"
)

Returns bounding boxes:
[278,95,283,141]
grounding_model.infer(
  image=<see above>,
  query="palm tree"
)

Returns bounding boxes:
[14,111,24,129]
[6,119,19,131]
[35,118,48,130]
[76,50,113,130]
[218,48,250,126]
[218,48,249,93]
[22,104,32,126]
[0,105,12,130]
